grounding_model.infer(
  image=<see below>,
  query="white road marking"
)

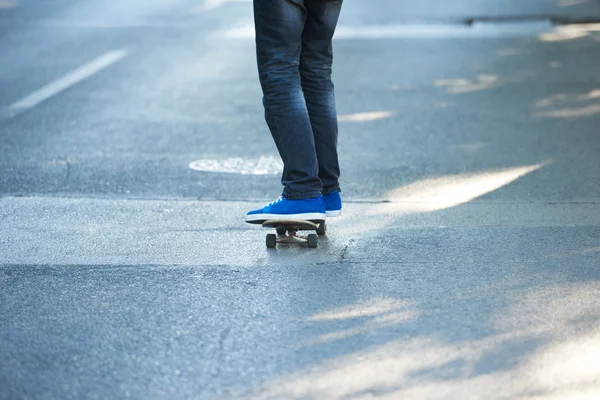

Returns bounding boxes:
[192,0,250,12]
[8,50,127,112]
[223,22,553,39]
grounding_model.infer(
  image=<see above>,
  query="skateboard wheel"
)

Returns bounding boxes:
[317,222,326,236]
[307,234,318,248]
[276,227,287,235]
[266,234,277,248]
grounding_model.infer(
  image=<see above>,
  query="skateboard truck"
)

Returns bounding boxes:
[262,219,326,248]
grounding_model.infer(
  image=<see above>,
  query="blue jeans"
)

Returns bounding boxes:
[254,0,342,200]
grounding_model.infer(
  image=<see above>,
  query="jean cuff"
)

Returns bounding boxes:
[322,186,341,196]
[282,191,323,200]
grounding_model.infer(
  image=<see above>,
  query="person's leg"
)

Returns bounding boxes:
[300,0,342,196]
[254,0,322,200]
[246,0,326,223]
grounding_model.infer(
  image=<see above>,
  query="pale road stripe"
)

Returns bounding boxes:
[200,0,250,11]
[223,21,553,39]
[9,50,127,112]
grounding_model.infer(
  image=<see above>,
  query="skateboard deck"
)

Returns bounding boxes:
[262,219,326,248]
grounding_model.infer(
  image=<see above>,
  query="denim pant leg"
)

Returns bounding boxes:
[254,0,322,200]
[301,0,343,196]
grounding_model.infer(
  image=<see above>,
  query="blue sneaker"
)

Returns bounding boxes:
[245,196,326,224]
[324,191,342,217]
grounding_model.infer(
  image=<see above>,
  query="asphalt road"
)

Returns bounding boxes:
[1,1,600,399]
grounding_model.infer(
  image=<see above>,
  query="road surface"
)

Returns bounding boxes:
[1,0,600,399]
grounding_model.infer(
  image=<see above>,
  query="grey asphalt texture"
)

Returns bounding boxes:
[1,1,600,399]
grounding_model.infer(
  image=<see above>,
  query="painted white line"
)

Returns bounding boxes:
[223,22,553,39]
[192,0,250,12]
[9,50,127,112]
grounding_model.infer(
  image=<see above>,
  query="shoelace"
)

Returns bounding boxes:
[268,197,284,207]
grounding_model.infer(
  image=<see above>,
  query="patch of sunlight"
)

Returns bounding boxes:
[536,89,600,117]
[536,90,600,106]
[492,283,600,398]
[0,0,18,8]
[580,89,600,100]
[550,245,600,259]
[256,332,600,399]
[529,333,600,390]
[557,0,588,6]
[492,283,600,336]
[307,312,418,344]
[523,388,600,400]
[449,142,487,152]
[435,74,500,94]
[374,163,547,214]
[335,163,548,237]
[536,94,569,108]
[189,155,282,175]
[304,299,418,345]
[339,111,396,123]
[538,103,600,118]
[540,30,588,41]
[252,283,600,400]
[539,24,600,42]
[309,298,408,322]
[497,48,523,57]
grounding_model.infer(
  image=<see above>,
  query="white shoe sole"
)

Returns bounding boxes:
[326,209,342,217]
[245,212,326,223]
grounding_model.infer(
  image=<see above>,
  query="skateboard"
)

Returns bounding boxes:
[262,219,326,248]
